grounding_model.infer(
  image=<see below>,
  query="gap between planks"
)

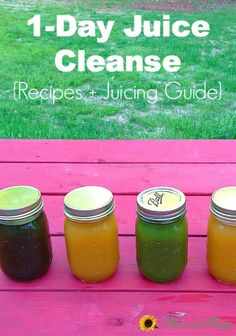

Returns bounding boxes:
[50,234,207,238]
[41,192,212,196]
[0,289,235,293]
[1,161,236,165]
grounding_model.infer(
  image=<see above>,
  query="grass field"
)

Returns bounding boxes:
[0,0,236,139]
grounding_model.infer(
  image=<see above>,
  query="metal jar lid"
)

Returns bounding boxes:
[210,187,236,223]
[137,187,186,223]
[64,186,115,222]
[0,186,43,225]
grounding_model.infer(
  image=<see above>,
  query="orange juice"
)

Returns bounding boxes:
[207,187,236,284]
[64,186,119,282]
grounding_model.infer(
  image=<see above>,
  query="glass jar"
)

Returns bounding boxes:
[136,187,188,283]
[0,186,53,281]
[64,186,119,283]
[207,187,236,284]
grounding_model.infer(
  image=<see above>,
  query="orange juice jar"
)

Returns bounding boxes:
[207,187,236,284]
[64,186,119,283]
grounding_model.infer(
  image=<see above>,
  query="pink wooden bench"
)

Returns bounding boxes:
[0,140,236,335]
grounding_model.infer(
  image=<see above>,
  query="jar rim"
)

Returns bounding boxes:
[137,186,186,223]
[64,186,115,222]
[211,186,236,223]
[0,186,43,224]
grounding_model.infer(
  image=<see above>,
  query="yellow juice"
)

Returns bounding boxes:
[64,186,119,283]
[65,213,119,282]
[207,214,236,284]
[207,187,236,285]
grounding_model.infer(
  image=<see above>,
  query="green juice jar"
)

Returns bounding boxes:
[0,186,53,281]
[136,187,188,283]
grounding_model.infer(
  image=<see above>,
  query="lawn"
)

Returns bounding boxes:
[0,0,236,139]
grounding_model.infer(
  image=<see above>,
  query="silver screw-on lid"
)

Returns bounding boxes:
[137,186,186,223]
[0,186,43,224]
[64,186,115,221]
[211,186,236,223]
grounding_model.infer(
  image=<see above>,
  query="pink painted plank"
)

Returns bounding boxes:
[0,162,236,195]
[0,140,236,163]
[44,195,210,236]
[0,291,236,336]
[0,236,235,292]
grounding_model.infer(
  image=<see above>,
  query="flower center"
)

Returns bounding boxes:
[144,319,153,328]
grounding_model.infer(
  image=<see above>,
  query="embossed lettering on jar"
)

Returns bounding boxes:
[0,186,53,281]
[136,187,188,283]
[64,186,119,283]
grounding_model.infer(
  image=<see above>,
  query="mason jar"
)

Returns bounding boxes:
[64,186,119,283]
[136,187,188,283]
[207,187,236,284]
[0,186,53,281]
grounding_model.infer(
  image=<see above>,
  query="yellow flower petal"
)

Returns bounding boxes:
[139,315,157,332]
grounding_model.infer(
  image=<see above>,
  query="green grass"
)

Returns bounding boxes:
[0,0,236,139]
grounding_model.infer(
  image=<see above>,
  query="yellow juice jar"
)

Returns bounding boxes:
[207,187,236,284]
[64,186,119,283]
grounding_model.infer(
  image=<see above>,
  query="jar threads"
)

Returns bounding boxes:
[137,186,186,223]
[0,186,44,225]
[210,186,236,224]
[64,186,115,222]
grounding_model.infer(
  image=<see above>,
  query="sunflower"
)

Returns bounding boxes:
[139,315,157,332]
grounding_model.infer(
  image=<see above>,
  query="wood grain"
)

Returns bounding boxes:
[1,140,235,336]
[0,162,235,195]
[0,291,235,336]
[0,140,235,163]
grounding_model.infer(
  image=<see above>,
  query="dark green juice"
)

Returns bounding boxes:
[0,186,53,281]
[0,211,52,281]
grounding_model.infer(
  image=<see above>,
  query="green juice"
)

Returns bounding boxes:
[136,216,188,283]
[0,186,52,281]
[0,211,52,281]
